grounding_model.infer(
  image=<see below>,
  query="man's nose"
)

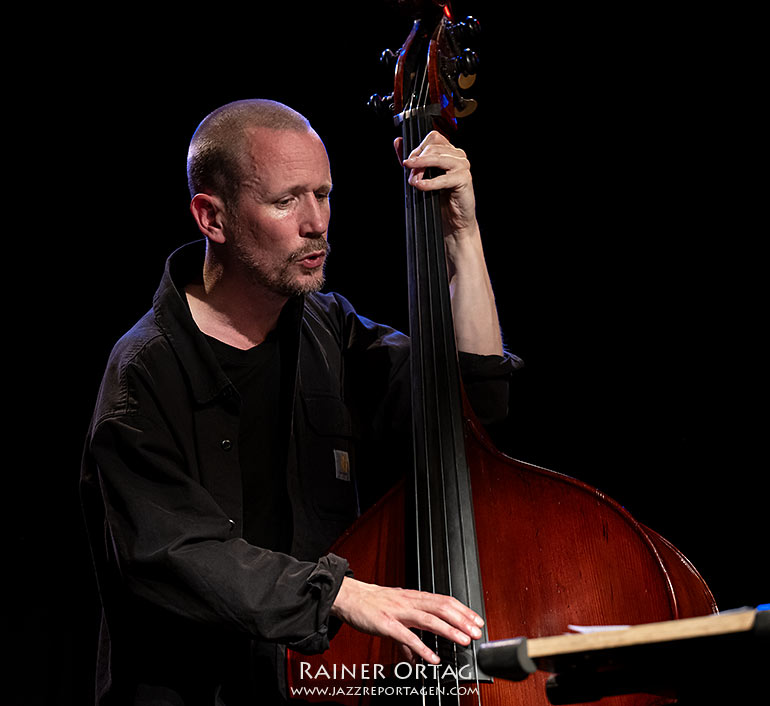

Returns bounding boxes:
[299,195,329,237]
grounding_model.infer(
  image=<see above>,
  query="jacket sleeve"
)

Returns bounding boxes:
[330,292,521,429]
[84,369,349,655]
[458,350,524,425]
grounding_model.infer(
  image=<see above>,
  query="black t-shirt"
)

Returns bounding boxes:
[205,331,293,553]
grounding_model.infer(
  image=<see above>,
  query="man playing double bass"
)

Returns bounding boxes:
[80,98,519,705]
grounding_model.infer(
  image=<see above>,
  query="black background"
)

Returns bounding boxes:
[10,2,766,704]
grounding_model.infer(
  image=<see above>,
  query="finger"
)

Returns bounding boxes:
[369,589,473,659]
[437,595,485,631]
[399,644,417,665]
[393,137,404,165]
[408,171,471,192]
[405,133,463,160]
[407,611,477,647]
[413,130,451,152]
[387,620,442,665]
[404,154,470,191]
[410,592,485,637]
[406,603,484,646]
[404,150,469,174]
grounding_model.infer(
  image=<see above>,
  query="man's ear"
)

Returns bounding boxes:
[190,193,227,244]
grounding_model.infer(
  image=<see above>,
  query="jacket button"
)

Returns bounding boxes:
[220,439,233,451]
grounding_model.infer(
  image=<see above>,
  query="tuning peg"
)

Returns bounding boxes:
[447,16,481,48]
[445,16,480,86]
[367,93,394,117]
[379,48,398,70]
[454,49,479,77]
[455,97,478,119]
[454,16,481,46]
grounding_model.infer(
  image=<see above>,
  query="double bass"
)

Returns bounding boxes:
[288,2,717,703]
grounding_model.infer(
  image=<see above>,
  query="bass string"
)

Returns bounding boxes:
[404,63,433,600]
[402,89,439,703]
[403,82,438,698]
[417,128,474,706]
[416,109,483,705]
[416,42,485,705]
[403,60,473,704]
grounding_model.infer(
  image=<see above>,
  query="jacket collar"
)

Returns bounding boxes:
[152,240,304,406]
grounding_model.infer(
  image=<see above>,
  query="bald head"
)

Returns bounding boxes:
[187,99,314,209]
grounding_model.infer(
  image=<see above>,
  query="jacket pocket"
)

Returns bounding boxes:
[298,395,359,525]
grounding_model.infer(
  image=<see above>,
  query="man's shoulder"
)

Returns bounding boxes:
[303,291,353,332]
[109,308,170,369]
[92,310,178,419]
[305,290,352,314]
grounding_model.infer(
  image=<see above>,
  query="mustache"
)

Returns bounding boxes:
[289,239,330,262]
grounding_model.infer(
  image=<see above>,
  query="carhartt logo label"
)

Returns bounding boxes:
[334,449,350,481]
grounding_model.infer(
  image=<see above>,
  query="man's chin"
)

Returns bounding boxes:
[281,271,326,297]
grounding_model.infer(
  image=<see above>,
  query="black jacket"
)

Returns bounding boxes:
[80,240,519,705]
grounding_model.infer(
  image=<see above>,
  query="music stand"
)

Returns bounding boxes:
[477,607,769,704]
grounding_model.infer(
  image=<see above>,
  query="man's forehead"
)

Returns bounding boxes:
[244,126,326,159]
[242,126,331,188]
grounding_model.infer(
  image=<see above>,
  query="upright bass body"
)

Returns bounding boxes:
[288,405,716,705]
[288,3,716,703]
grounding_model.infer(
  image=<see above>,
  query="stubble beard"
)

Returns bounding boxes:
[231,229,330,298]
